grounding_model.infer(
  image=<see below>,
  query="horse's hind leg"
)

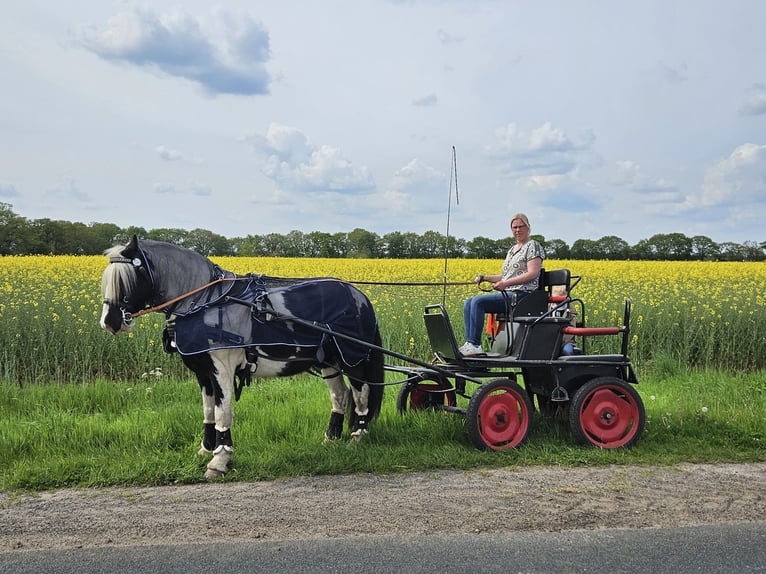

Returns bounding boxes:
[323,367,347,440]
[348,382,371,441]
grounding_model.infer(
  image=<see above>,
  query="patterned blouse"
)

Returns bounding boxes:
[501,240,545,291]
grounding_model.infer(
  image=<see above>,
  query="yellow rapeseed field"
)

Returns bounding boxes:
[1,255,765,383]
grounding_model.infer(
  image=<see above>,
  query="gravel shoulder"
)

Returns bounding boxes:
[2,462,764,551]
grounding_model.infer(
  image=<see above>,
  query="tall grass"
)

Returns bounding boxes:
[0,366,762,491]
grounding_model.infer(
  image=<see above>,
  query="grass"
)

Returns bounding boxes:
[1,365,763,492]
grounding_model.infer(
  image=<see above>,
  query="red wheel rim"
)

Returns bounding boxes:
[578,385,640,448]
[477,387,530,449]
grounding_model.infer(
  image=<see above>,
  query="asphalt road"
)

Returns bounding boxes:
[1,523,764,574]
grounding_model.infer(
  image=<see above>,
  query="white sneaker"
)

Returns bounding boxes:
[458,342,484,356]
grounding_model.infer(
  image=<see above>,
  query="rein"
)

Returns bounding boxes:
[123,275,476,321]
[131,277,245,319]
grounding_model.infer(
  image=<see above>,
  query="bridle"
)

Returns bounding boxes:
[105,254,244,325]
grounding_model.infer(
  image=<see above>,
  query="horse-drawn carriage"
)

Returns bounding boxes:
[100,237,645,479]
[388,268,645,451]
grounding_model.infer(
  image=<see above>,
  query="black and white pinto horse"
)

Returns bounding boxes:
[100,236,384,479]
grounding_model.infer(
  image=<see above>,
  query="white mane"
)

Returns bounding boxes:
[101,245,137,302]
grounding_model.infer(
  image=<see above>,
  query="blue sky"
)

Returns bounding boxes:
[1,0,765,246]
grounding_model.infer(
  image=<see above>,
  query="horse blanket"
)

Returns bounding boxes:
[171,276,377,368]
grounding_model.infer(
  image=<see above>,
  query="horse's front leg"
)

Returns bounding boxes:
[204,349,244,479]
[180,353,216,456]
[323,366,347,441]
[348,383,371,442]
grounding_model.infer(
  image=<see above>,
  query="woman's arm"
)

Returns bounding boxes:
[474,273,502,284]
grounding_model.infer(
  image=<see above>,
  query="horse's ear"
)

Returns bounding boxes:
[127,234,139,249]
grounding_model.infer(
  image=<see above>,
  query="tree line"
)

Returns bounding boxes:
[1,202,764,261]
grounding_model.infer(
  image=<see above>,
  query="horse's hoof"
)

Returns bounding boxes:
[350,429,368,442]
[197,446,213,456]
[323,432,341,443]
[204,468,224,479]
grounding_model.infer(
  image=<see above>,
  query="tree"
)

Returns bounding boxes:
[346,228,379,258]
[0,203,28,255]
[27,218,66,254]
[282,230,307,257]
[690,235,719,261]
[741,241,766,262]
[642,233,693,260]
[185,228,232,256]
[147,228,189,245]
[570,239,598,260]
[89,222,123,251]
[465,236,503,259]
[591,236,630,260]
[380,231,407,258]
[544,238,570,259]
[417,230,446,258]
[718,242,747,261]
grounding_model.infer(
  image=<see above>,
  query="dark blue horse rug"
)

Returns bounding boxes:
[170,276,378,368]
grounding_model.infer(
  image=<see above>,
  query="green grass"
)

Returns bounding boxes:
[1,366,763,492]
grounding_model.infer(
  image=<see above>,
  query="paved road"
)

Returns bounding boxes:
[1,523,764,574]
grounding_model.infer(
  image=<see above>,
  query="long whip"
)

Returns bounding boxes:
[442,146,459,305]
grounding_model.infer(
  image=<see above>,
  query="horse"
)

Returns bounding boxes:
[99,235,384,479]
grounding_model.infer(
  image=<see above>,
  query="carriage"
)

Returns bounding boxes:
[386,268,645,451]
[100,237,645,479]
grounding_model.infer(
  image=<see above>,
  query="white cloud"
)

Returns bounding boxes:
[0,183,19,198]
[739,84,766,116]
[698,143,766,206]
[76,7,271,96]
[45,180,92,202]
[376,158,446,213]
[249,123,375,194]
[153,181,210,197]
[156,145,183,161]
[412,94,438,107]
[485,122,596,187]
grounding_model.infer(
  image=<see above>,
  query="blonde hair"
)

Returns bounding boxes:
[510,213,531,231]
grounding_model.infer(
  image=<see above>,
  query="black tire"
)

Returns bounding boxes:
[568,377,645,448]
[396,376,457,413]
[465,378,533,450]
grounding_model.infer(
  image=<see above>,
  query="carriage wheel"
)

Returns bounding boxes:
[568,377,645,448]
[396,376,457,413]
[465,378,533,450]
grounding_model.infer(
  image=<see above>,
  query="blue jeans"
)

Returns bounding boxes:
[462,291,528,345]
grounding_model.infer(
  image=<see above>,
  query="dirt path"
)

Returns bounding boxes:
[2,462,764,551]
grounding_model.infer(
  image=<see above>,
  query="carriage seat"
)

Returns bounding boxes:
[488,268,572,328]
[487,269,573,356]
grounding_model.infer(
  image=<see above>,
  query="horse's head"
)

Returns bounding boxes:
[100,235,156,334]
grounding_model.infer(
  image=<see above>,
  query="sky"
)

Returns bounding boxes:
[1,0,765,246]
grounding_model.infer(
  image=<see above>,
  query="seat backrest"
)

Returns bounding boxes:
[423,304,462,362]
[542,268,571,294]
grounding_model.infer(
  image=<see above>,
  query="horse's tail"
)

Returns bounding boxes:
[364,326,385,419]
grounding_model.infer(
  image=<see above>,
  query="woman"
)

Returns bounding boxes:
[458,213,544,356]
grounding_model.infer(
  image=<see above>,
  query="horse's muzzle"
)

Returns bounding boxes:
[100,303,132,334]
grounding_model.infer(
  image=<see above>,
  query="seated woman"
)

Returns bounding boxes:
[458,213,544,356]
